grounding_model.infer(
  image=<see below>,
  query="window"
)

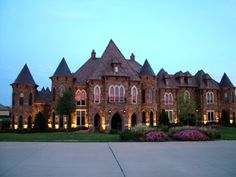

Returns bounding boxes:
[131,86,138,104]
[206,91,214,104]
[94,85,101,104]
[77,110,86,126]
[114,66,118,73]
[142,89,145,103]
[59,85,65,96]
[142,112,146,124]
[207,111,215,122]
[164,93,173,105]
[12,92,15,106]
[19,93,24,106]
[184,90,190,102]
[232,92,234,103]
[75,90,86,106]
[148,89,153,103]
[109,85,125,103]
[29,93,33,106]
[166,110,173,123]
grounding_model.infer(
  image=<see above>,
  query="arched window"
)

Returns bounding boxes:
[164,92,173,105]
[59,85,65,96]
[12,92,15,106]
[75,89,86,106]
[184,90,190,102]
[206,91,214,104]
[148,89,153,103]
[94,85,101,104]
[29,93,33,106]
[52,88,56,101]
[19,93,24,106]
[109,85,125,103]
[131,86,138,104]
[120,86,125,102]
[142,89,145,103]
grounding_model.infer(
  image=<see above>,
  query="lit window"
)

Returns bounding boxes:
[76,110,86,126]
[75,90,86,106]
[131,86,138,104]
[165,110,173,123]
[114,66,118,73]
[94,85,101,104]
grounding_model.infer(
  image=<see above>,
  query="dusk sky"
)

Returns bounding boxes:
[0,0,236,106]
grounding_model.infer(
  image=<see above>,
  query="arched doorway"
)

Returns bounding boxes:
[150,111,154,127]
[111,113,122,131]
[52,112,55,128]
[94,114,101,131]
[18,115,23,129]
[59,115,63,128]
[131,113,137,127]
[28,116,32,129]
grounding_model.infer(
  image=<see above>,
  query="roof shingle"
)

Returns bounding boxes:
[53,58,71,77]
[13,64,36,85]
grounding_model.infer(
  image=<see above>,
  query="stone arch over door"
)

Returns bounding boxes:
[28,116,32,129]
[131,113,137,127]
[94,113,101,131]
[18,115,23,129]
[111,113,122,131]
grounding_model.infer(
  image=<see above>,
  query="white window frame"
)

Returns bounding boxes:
[165,109,174,123]
[109,85,125,103]
[75,89,86,106]
[76,109,86,126]
[119,85,125,102]
[94,85,101,104]
[207,110,215,122]
[164,92,173,105]
[131,86,138,104]
[206,91,214,104]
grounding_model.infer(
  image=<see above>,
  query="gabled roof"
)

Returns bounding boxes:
[53,58,71,77]
[194,70,219,89]
[219,73,235,88]
[74,40,141,84]
[139,59,155,76]
[13,64,36,85]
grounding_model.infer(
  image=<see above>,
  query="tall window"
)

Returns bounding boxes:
[166,110,173,123]
[148,89,153,103]
[164,93,173,105]
[77,110,86,126]
[19,93,24,106]
[131,86,138,104]
[109,85,125,103]
[75,90,86,106]
[142,112,146,124]
[94,85,101,104]
[59,85,65,96]
[184,90,190,102]
[29,93,33,106]
[12,92,15,106]
[206,91,214,104]
[207,111,215,122]
[142,89,145,103]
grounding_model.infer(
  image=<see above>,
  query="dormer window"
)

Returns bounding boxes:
[114,66,118,73]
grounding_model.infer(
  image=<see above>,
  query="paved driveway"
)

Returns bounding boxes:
[0,141,236,177]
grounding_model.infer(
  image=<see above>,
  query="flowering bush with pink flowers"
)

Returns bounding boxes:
[145,131,167,142]
[173,129,209,141]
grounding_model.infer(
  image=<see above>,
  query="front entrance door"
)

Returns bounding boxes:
[111,113,122,131]
[94,114,101,131]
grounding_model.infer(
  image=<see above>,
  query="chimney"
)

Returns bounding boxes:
[130,53,135,61]
[91,49,96,59]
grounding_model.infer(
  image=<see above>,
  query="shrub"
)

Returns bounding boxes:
[33,112,48,131]
[120,129,135,141]
[145,131,167,142]
[173,129,209,141]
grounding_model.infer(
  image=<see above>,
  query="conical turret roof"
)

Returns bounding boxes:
[13,64,36,85]
[139,59,155,76]
[53,58,71,77]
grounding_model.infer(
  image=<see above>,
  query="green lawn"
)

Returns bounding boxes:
[0,132,120,142]
[219,127,236,140]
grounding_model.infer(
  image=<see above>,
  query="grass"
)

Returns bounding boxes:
[219,127,236,140]
[0,132,120,142]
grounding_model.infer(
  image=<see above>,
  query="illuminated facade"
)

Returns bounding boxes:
[11,40,236,131]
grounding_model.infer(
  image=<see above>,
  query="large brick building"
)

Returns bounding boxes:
[11,40,236,131]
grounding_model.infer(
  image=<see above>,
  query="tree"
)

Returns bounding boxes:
[177,93,197,126]
[221,110,230,126]
[159,110,169,126]
[56,90,76,129]
[33,112,48,130]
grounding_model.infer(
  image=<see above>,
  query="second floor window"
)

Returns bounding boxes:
[131,86,138,104]
[75,90,86,106]
[206,91,214,104]
[109,85,125,103]
[19,93,24,106]
[29,93,33,106]
[148,89,153,103]
[164,92,173,105]
[94,85,101,104]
